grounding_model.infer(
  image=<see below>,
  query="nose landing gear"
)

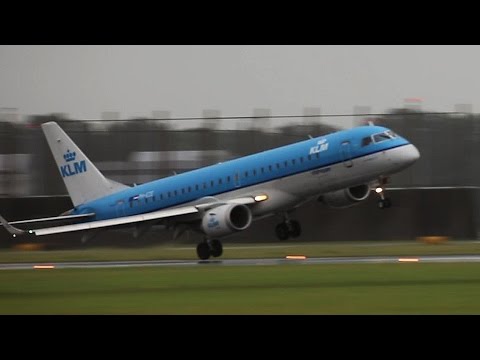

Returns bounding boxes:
[374,178,392,209]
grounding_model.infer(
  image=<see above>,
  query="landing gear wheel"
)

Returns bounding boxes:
[196,242,211,260]
[377,198,392,209]
[288,220,302,238]
[209,239,223,257]
[275,223,290,240]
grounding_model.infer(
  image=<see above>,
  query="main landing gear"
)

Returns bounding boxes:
[196,238,223,260]
[275,216,302,241]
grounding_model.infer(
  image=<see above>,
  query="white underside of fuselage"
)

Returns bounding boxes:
[209,144,417,219]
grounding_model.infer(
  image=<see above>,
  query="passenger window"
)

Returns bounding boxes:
[227,176,231,182]
[292,159,296,165]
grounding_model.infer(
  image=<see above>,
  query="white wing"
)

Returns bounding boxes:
[0,196,259,237]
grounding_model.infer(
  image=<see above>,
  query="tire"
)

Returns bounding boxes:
[209,239,223,257]
[377,199,385,209]
[196,242,211,260]
[289,220,302,238]
[275,223,290,241]
[384,198,392,208]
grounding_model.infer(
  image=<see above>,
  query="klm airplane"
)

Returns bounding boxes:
[0,121,420,259]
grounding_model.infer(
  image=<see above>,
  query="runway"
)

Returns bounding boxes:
[2,254,480,270]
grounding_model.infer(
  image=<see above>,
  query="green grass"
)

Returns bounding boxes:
[1,263,480,314]
[1,240,480,263]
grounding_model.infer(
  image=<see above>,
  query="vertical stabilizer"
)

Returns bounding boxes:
[41,122,128,207]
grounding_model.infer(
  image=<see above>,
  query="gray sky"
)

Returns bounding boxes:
[1,45,479,128]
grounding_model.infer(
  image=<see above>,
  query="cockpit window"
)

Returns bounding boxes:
[361,136,373,147]
[373,130,397,143]
[373,133,391,143]
[386,130,398,138]
[363,130,398,147]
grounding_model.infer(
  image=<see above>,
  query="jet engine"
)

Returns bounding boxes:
[319,184,370,208]
[201,204,252,237]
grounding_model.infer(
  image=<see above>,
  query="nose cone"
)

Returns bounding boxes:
[405,143,420,165]
[388,143,420,172]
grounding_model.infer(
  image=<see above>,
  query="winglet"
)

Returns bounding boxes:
[0,214,26,237]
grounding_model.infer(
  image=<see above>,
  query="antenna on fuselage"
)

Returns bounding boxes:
[368,121,374,126]
[308,135,313,139]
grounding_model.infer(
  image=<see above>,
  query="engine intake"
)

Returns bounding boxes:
[201,204,252,237]
[319,184,370,208]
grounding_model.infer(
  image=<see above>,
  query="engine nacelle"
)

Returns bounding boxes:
[319,184,370,208]
[201,204,252,237]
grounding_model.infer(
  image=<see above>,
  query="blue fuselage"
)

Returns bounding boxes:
[74,125,414,220]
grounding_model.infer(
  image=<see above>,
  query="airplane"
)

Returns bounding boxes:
[0,121,420,259]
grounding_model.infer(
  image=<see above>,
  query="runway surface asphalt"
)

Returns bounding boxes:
[2,254,480,270]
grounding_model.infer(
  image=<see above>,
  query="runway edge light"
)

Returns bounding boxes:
[33,264,55,269]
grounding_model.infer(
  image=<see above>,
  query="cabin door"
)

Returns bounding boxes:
[340,141,353,168]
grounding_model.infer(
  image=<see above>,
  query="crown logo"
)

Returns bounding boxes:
[63,149,76,162]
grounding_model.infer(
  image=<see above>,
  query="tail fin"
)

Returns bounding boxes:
[41,122,129,207]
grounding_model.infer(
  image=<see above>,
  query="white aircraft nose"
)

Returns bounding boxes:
[405,143,420,165]
[388,143,420,171]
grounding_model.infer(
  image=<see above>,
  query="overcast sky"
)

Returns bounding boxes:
[1,45,479,128]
